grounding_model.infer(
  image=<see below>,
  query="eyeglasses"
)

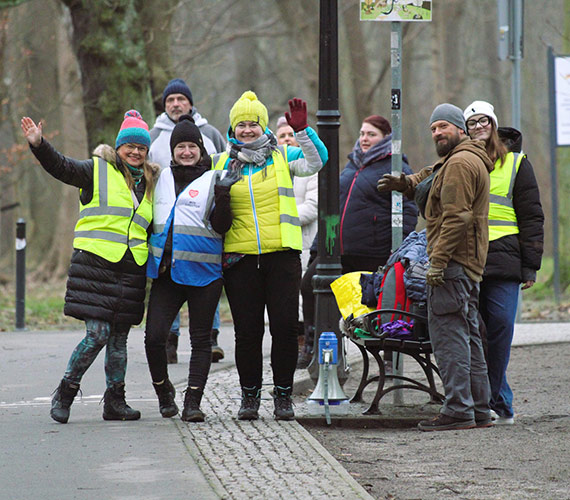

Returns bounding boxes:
[466,116,491,130]
[122,143,148,153]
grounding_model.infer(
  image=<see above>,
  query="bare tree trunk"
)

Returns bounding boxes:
[139,0,179,114]
[341,2,372,124]
[37,4,86,280]
[59,0,154,151]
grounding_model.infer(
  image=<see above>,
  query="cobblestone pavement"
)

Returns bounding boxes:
[172,360,374,500]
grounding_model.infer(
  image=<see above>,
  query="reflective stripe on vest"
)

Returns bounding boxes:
[213,147,302,253]
[147,168,222,286]
[488,152,523,241]
[73,157,152,265]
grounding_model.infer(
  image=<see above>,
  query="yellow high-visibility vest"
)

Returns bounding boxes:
[213,147,302,253]
[73,157,152,265]
[488,152,523,241]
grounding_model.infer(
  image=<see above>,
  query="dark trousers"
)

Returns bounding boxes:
[224,250,301,389]
[144,273,223,388]
[427,262,490,419]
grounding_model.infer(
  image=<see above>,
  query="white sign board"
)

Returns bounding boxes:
[555,56,570,146]
[360,0,432,22]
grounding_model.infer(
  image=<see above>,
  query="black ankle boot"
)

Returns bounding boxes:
[153,379,178,418]
[211,329,224,363]
[181,387,205,422]
[237,386,261,421]
[273,385,294,421]
[166,333,178,364]
[50,379,80,424]
[102,383,141,421]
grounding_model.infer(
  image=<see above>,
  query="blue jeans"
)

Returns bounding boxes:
[169,304,220,336]
[479,278,519,418]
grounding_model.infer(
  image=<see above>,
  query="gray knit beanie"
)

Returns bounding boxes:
[429,103,467,134]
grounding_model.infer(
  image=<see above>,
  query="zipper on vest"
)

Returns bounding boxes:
[257,254,261,269]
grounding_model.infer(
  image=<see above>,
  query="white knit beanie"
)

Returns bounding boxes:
[463,100,499,128]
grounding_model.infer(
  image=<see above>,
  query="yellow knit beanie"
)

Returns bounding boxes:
[229,91,268,132]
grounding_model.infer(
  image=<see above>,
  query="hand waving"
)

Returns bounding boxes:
[21,117,43,148]
[285,98,308,132]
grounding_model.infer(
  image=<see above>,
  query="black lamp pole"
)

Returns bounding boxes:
[309,0,346,383]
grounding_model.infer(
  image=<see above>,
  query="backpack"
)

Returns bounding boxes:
[376,261,412,324]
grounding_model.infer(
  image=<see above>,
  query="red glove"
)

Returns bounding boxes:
[285,98,308,132]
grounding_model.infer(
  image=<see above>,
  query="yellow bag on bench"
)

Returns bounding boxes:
[331,272,376,320]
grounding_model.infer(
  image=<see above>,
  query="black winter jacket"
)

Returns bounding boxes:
[484,127,544,282]
[30,139,160,326]
[339,139,418,262]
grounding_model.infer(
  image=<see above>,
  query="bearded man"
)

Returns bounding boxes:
[377,103,495,431]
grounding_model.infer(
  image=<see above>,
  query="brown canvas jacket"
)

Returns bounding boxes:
[406,138,494,281]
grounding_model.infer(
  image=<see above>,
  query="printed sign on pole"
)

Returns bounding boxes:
[554,55,570,146]
[360,0,432,22]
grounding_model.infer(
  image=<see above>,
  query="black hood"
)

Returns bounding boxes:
[498,127,522,153]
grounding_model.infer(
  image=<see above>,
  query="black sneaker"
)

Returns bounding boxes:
[237,387,260,421]
[418,413,476,432]
[273,386,294,421]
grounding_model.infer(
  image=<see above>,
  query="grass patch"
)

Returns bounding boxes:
[0,280,82,332]
[0,278,234,332]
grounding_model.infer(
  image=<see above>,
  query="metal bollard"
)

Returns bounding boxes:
[15,218,26,331]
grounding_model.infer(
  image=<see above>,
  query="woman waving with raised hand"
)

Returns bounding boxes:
[212,91,328,421]
[21,111,159,424]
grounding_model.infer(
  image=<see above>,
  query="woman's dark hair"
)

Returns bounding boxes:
[362,115,391,136]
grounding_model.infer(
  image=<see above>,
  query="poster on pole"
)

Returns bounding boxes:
[360,0,432,22]
[554,55,570,146]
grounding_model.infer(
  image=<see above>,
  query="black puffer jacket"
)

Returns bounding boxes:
[339,135,418,262]
[30,140,160,326]
[484,127,544,282]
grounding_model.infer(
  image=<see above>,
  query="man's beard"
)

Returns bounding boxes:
[435,133,461,157]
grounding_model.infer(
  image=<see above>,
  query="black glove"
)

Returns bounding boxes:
[377,173,409,193]
[216,170,240,188]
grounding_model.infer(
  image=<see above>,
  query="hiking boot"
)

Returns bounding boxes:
[418,413,476,432]
[102,383,141,421]
[152,379,178,418]
[490,409,515,425]
[50,379,80,424]
[181,387,205,422]
[273,385,295,421]
[166,333,178,364]
[237,386,261,421]
[211,329,224,363]
[296,346,313,370]
[474,411,494,428]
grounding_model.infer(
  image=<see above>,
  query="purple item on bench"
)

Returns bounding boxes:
[381,319,415,340]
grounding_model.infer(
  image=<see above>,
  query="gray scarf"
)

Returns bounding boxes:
[227,132,278,176]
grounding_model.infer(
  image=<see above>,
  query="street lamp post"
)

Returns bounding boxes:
[308,0,347,384]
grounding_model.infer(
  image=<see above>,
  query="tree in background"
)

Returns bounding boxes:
[0,0,568,297]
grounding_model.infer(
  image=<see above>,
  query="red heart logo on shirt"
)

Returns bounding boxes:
[188,190,199,198]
